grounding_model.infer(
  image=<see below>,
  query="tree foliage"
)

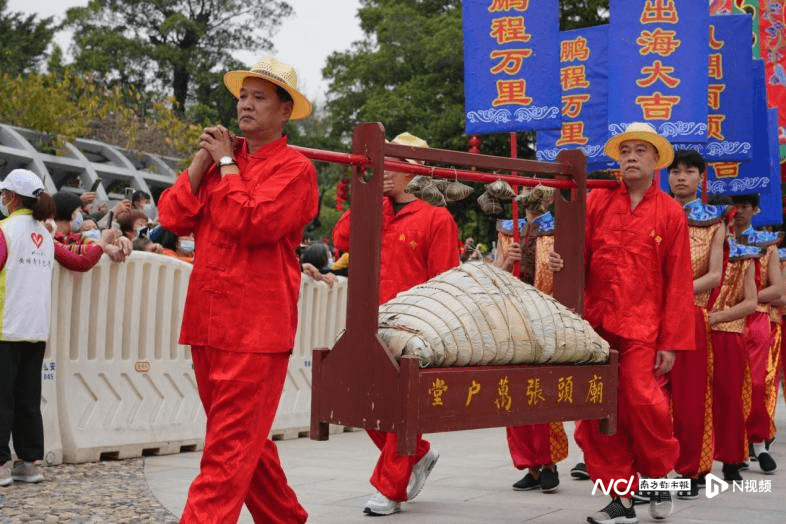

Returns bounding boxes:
[0,0,55,75]
[561,0,609,30]
[0,70,201,158]
[64,0,293,121]
[321,0,610,246]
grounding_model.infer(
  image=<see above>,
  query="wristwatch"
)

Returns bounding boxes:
[218,156,236,167]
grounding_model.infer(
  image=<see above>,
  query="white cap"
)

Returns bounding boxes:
[0,169,45,198]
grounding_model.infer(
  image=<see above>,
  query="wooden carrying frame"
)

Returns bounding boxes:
[310,123,618,455]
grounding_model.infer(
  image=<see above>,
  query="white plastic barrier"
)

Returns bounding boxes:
[45,250,348,462]
[272,276,348,438]
[50,252,205,463]
[41,268,64,465]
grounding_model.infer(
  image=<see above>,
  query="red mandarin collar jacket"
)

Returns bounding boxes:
[158,136,318,353]
[378,198,460,304]
[332,198,460,305]
[583,182,695,351]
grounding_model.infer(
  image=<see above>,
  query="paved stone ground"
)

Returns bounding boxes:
[0,459,176,524]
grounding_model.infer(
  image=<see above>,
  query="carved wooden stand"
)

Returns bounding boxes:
[310,122,618,455]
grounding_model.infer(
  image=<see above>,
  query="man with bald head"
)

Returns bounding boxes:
[550,123,694,523]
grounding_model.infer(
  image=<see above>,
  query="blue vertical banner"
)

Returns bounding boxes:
[536,25,613,170]
[609,0,709,143]
[704,15,753,161]
[463,0,561,134]
[708,60,771,196]
[675,15,753,161]
[752,108,783,227]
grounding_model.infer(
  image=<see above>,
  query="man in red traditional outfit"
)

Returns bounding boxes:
[158,56,318,524]
[333,132,460,516]
[666,151,725,499]
[550,122,695,524]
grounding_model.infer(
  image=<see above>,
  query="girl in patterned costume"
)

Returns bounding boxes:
[732,194,783,474]
[667,151,726,499]
[710,235,760,481]
[495,186,566,494]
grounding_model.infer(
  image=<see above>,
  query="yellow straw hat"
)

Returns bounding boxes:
[388,132,429,165]
[224,56,313,120]
[604,122,674,169]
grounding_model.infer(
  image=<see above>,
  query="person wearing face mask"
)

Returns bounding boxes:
[80,220,102,243]
[148,227,194,263]
[117,209,150,242]
[52,192,86,245]
[52,192,130,262]
[0,170,120,488]
[131,190,157,221]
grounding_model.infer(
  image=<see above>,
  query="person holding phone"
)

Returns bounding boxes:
[158,56,317,524]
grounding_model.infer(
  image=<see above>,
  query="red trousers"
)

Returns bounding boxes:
[575,334,679,497]
[367,430,430,502]
[781,321,786,402]
[181,347,307,524]
[712,331,750,464]
[745,312,775,443]
[765,323,781,439]
[506,423,568,470]
[668,307,714,478]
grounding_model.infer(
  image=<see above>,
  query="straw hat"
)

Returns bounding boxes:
[224,56,312,120]
[388,132,429,165]
[604,122,674,169]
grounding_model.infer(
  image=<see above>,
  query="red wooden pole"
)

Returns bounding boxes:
[290,145,617,189]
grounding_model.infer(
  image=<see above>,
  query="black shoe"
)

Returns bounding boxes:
[512,472,540,491]
[766,437,775,452]
[757,451,777,473]
[696,474,706,490]
[676,478,699,500]
[650,489,673,520]
[587,497,638,524]
[630,490,649,506]
[749,443,757,462]
[722,463,744,481]
[540,467,559,493]
[571,461,591,480]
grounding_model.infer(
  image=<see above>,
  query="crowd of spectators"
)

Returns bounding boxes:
[24,187,198,267]
[5,179,501,287]
[2,178,359,286]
